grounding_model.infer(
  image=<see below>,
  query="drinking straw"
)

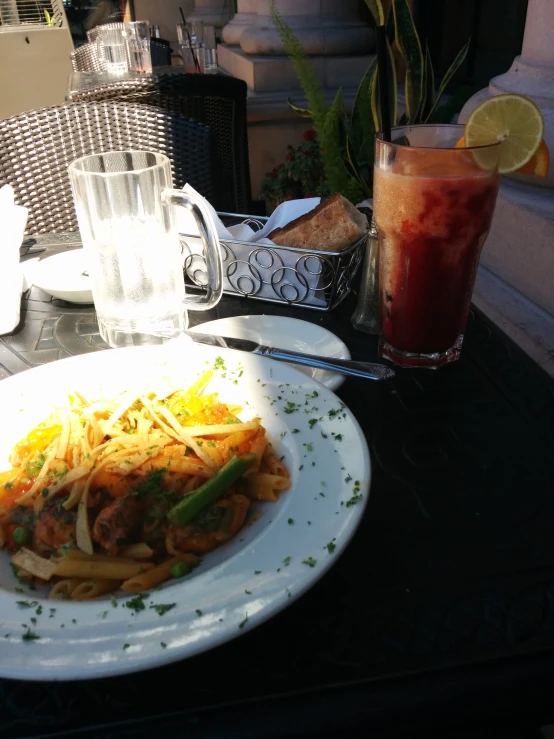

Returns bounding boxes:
[179,6,201,73]
[375,25,391,142]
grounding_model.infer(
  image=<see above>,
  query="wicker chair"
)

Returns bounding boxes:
[0,102,214,235]
[67,73,252,213]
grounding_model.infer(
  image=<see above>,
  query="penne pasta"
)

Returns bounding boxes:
[50,577,83,599]
[0,372,290,600]
[121,554,198,593]
[120,543,154,560]
[53,558,154,580]
[72,579,119,600]
[244,472,291,502]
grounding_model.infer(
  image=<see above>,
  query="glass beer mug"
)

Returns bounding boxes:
[68,150,223,349]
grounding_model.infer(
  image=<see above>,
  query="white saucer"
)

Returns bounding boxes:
[32,249,93,304]
[189,315,350,390]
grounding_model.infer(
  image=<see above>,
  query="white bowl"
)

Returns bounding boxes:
[32,249,93,304]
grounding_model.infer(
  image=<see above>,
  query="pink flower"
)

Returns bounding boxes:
[303,129,317,142]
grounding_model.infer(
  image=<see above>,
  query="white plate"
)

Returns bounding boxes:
[0,338,370,681]
[189,315,350,391]
[32,249,93,304]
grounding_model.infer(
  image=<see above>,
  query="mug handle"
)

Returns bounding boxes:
[161,189,223,311]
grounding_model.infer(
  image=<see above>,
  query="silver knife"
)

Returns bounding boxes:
[184,330,395,382]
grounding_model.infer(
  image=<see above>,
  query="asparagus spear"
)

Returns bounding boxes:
[167,454,255,527]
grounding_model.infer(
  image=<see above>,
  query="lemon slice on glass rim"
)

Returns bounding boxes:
[464,93,544,174]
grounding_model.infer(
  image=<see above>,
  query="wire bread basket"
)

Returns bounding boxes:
[181,212,366,312]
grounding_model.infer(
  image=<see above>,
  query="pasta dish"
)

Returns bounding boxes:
[0,370,290,600]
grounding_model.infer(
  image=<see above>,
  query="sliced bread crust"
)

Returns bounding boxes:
[268,193,368,252]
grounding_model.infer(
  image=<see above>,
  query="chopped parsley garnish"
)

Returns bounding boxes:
[291,429,300,434]
[332,433,343,441]
[303,443,313,452]
[122,644,130,650]
[22,629,40,641]
[195,609,203,617]
[283,401,299,414]
[129,468,166,500]
[254,570,262,575]
[326,541,336,554]
[302,557,317,568]
[16,600,38,609]
[150,603,176,616]
[308,418,318,429]
[282,556,291,566]
[345,493,363,507]
[124,594,149,613]
[25,453,46,478]
[245,589,252,595]
[110,596,118,608]
[4,481,13,490]
[238,614,249,629]
[345,474,352,483]
[287,518,294,525]
[213,356,226,371]
[99,611,108,619]
[320,431,328,439]
[161,642,167,648]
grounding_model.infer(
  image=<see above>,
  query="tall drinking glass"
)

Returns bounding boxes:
[373,125,501,369]
[68,151,223,349]
[123,21,152,73]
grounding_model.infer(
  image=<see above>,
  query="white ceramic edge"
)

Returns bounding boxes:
[32,251,93,304]
[189,315,352,392]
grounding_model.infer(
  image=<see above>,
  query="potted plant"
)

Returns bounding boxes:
[261,129,327,213]
[269,0,471,201]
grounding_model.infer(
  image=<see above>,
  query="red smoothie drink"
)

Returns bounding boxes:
[373,127,501,368]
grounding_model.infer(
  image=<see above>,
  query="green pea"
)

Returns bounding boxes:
[13,527,30,546]
[171,561,188,578]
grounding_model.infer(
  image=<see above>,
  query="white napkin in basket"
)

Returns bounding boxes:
[0,185,28,336]
[175,185,327,307]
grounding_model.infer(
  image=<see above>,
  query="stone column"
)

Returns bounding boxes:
[459,0,554,374]
[217,0,374,201]
[239,0,373,56]
[186,0,232,30]
[222,0,257,45]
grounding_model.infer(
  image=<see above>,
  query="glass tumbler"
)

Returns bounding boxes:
[68,151,223,349]
[95,25,129,74]
[373,124,502,369]
[123,20,152,73]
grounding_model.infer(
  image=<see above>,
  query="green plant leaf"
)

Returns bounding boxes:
[345,134,372,198]
[270,0,327,134]
[413,49,428,123]
[424,43,435,120]
[387,37,398,127]
[392,0,423,122]
[386,4,395,44]
[426,38,471,123]
[287,99,313,118]
[363,0,384,26]
[351,57,377,164]
[370,39,397,129]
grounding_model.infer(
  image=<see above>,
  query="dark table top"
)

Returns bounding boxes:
[2,241,554,738]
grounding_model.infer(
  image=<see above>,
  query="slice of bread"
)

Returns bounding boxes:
[268,193,368,253]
